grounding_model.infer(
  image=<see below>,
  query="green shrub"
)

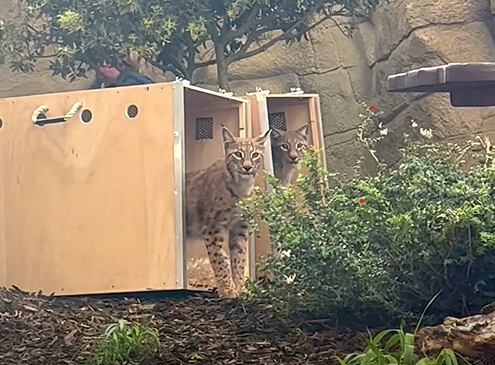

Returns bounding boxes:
[337,328,469,365]
[337,296,470,365]
[89,319,161,365]
[240,106,495,324]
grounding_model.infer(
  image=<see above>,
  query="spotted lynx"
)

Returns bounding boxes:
[185,126,271,298]
[271,123,310,186]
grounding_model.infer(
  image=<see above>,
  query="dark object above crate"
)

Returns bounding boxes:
[387,62,495,107]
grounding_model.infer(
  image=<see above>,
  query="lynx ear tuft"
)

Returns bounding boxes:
[255,129,271,146]
[296,123,310,138]
[221,126,236,144]
[271,128,284,138]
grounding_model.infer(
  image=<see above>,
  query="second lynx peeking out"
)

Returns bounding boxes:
[271,123,310,186]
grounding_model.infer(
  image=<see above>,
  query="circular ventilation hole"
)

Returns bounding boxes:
[126,105,138,119]
[0,118,3,130]
[81,109,93,123]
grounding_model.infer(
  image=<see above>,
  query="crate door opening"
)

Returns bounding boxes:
[251,95,325,279]
[267,96,324,186]
[183,87,245,291]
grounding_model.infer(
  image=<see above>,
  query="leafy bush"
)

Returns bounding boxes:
[337,328,468,365]
[89,319,161,365]
[241,106,495,324]
[337,296,470,365]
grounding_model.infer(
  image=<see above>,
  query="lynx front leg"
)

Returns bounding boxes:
[203,228,235,298]
[229,221,250,293]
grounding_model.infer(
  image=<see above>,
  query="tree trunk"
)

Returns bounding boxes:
[214,43,230,90]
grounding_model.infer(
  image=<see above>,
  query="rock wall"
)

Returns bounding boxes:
[1,0,495,173]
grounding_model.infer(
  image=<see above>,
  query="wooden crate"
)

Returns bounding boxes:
[243,90,327,275]
[0,81,251,295]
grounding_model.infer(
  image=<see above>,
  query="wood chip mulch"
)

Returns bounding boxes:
[0,286,493,365]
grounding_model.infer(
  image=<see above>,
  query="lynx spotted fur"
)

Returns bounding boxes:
[271,123,310,186]
[185,126,271,297]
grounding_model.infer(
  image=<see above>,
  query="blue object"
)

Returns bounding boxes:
[89,72,154,89]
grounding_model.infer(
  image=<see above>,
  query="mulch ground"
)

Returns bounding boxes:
[0,286,364,365]
[0,286,493,365]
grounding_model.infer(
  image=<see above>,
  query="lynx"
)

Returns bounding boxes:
[271,123,310,186]
[185,126,271,298]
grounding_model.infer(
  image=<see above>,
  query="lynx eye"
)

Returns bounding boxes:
[280,143,289,151]
[232,151,243,159]
[251,152,261,160]
[296,142,306,150]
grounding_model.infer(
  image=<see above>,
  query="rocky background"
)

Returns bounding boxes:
[1,0,495,173]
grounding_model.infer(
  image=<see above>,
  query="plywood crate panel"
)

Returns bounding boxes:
[0,83,183,295]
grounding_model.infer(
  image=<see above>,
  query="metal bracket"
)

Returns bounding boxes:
[175,76,191,86]
[286,87,304,95]
[218,88,234,97]
[246,87,271,96]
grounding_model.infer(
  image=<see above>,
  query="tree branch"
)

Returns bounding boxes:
[185,58,218,78]
[184,31,199,76]
[195,59,217,68]
[223,3,262,44]
[227,8,344,64]
[228,6,322,63]
[229,23,279,62]
[167,50,190,77]
[144,57,183,76]
[28,51,59,59]
[221,13,230,37]
[205,10,221,44]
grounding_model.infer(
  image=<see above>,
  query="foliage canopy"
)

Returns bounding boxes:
[0,0,381,87]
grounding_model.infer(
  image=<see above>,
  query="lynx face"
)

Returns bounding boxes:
[222,126,271,177]
[271,123,310,164]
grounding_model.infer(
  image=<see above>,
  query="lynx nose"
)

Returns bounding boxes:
[289,154,298,161]
[242,164,253,173]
